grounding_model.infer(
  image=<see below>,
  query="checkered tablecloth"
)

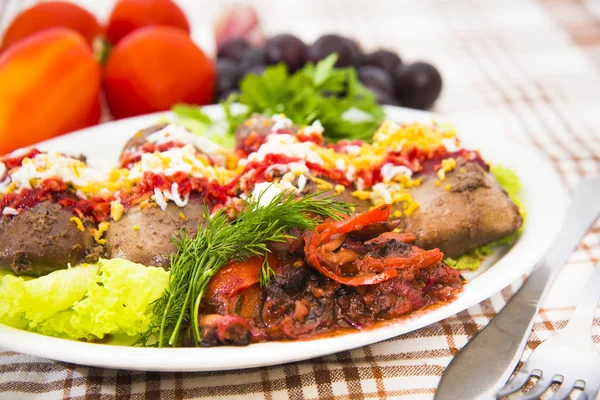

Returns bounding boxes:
[1,0,600,398]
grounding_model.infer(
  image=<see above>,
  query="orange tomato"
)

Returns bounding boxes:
[0,28,101,155]
[106,0,190,44]
[103,26,215,119]
[0,1,102,51]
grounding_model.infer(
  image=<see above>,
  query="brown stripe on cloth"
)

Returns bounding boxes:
[312,361,335,399]
[84,366,104,399]
[115,370,133,398]
[145,371,161,400]
[362,346,386,399]
[259,368,273,399]
[63,364,74,399]
[283,364,303,399]
[335,351,363,399]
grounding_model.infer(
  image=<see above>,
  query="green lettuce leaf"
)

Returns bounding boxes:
[0,259,168,341]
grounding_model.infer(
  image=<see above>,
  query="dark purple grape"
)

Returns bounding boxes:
[364,50,402,75]
[343,37,364,66]
[394,62,442,110]
[265,34,307,71]
[215,59,239,99]
[244,64,267,77]
[358,66,394,94]
[308,34,354,67]
[217,38,251,62]
[238,47,266,74]
[369,86,400,106]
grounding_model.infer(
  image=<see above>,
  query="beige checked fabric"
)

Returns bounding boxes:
[1,0,600,398]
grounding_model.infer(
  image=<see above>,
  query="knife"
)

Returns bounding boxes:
[434,177,600,400]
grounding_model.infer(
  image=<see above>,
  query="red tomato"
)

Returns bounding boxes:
[106,0,190,44]
[0,28,101,155]
[103,26,215,119]
[0,2,102,51]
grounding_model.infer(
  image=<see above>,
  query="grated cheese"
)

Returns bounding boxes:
[301,120,324,135]
[153,188,167,211]
[250,181,294,208]
[93,222,109,244]
[297,174,307,192]
[271,114,293,131]
[110,201,124,221]
[380,163,413,182]
[146,123,228,164]
[2,207,18,216]
[70,216,85,232]
[244,134,324,165]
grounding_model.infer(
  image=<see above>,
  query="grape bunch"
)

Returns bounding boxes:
[215,33,442,110]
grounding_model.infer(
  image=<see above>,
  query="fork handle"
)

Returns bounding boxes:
[435,177,600,400]
[564,264,600,334]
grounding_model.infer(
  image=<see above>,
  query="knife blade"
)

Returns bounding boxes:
[434,177,600,400]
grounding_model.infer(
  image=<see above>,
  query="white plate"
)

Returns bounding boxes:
[0,105,566,372]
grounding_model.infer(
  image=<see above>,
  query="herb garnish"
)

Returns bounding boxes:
[237,54,384,141]
[173,54,384,144]
[139,191,351,347]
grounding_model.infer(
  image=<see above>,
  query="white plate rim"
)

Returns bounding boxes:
[0,105,567,371]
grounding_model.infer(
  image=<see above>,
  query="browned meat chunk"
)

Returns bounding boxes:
[0,201,102,276]
[395,159,522,258]
[104,200,206,269]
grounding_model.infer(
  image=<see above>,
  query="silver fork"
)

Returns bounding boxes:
[497,263,600,400]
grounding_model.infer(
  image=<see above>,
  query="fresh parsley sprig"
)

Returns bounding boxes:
[172,54,385,144]
[139,191,352,348]
[237,54,384,141]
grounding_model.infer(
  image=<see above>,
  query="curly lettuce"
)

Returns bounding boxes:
[0,259,168,341]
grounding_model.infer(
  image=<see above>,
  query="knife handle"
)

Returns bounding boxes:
[435,177,600,400]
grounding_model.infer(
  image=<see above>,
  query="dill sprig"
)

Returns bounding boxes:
[138,191,351,347]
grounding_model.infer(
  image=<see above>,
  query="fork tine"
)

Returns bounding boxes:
[497,370,532,397]
[582,383,600,400]
[549,379,576,400]
[521,375,555,400]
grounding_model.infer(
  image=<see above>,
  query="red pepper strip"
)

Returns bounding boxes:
[205,256,264,300]
[305,234,399,286]
[305,227,399,287]
[304,207,443,287]
[354,248,443,273]
[364,231,416,245]
[316,205,391,240]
